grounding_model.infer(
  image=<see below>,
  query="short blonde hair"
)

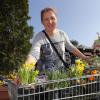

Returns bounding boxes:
[41,7,57,22]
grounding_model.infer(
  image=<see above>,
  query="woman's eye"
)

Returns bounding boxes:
[43,16,55,21]
[44,18,49,21]
[51,17,55,20]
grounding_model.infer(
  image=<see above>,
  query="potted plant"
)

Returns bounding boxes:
[17,63,39,85]
[0,85,10,100]
[40,70,69,100]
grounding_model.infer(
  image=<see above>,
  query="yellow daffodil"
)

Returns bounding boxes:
[75,59,86,76]
[22,63,35,70]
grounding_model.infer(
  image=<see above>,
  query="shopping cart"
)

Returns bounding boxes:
[4,73,100,100]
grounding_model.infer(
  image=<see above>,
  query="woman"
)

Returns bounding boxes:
[26,7,89,73]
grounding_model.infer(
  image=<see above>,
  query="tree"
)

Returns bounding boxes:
[70,40,85,48]
[0,0,33,73]
[70,40,79,47]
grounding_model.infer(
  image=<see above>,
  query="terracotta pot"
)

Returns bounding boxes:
[0,86,10,100]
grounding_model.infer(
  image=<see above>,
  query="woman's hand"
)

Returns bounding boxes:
[83,56,92,63]
[25,55,37,70]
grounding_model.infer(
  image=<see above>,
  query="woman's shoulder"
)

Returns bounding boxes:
[36,30,44,36]
[31,31,45,44]
[34,31,45,39]
[57,29,68,37]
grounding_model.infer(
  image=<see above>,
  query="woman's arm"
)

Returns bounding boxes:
[71,47,86,60]
[63,31,89,61]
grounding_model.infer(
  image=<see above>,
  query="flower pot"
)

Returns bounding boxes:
[0,86,10,100]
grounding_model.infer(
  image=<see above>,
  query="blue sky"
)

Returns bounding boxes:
[28,0,100,47]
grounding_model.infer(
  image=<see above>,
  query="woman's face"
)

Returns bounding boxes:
[42,11,57,32]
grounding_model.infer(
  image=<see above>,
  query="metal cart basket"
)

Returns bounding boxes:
[7,74,100,100]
